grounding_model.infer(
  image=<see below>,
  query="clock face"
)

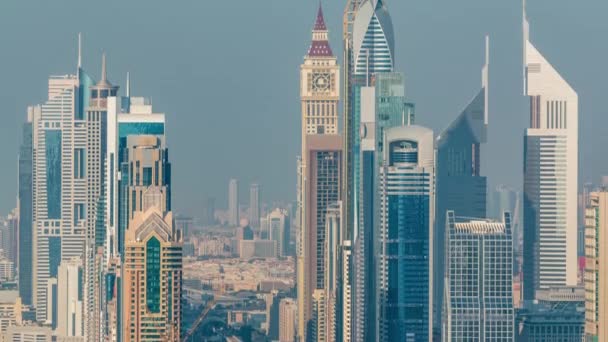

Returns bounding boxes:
[312,72,331,92]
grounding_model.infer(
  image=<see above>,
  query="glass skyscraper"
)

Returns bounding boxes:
[435,37,489,332]
[377,125,434,342]
[444,212,514,341]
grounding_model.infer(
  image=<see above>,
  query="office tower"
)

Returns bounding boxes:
[523,3,578,301]
[32,43,92,322]
[279,298,297,342]
[175,215,193,241]
[0,291,23,334]
[444,212,514,340]
[18,109,33,306]
[3,325,52,342]
[122,194,182,341]
[585,191,608,340]
[84,53,119,342]
[268,209,290,257]
[298,5,342,341]
[377,125,434,341]
[434,37,489,332]
[55,257,84,338]
[249,183,260,228]
[228,179,239,226]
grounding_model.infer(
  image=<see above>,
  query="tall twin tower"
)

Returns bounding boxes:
[298,0,579,341]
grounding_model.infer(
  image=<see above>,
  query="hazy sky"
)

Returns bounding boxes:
[0,0,606,217]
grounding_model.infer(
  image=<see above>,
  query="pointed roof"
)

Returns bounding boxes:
[314,4,327,31]
[307,3,334,57]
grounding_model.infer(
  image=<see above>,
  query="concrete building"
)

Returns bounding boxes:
[0,259,15,281]
[0,290,22,335]
[279,298,297,342]
[523,1,578,301]
[585,191,608,340]
[444,212,514,340]
[298,5,342,341]
[240,240,276,259]
[229,179,239,226]
[378,125,434,341]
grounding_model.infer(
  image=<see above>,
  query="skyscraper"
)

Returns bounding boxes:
[32,44,92,322]
[324,203,342,342]
[122,191,182,341]
[444,212,514,340]
[249,183,260,228]
[298,5,342,341]
[229,179,239,226]
[584,191,608,340]
[523,3,578,301]
[18,109,33,306]
[377,125,434,342]
[434,36,489,332]
[84,53,119,342]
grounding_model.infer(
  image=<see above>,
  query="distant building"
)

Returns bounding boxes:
[249,183,260,228]
[585,191,608,340]
[204,197,216,226]
[175,215,193,241]
[18,108,33,306]
[229,179,239,226]
[444,212,514,340]
[279,298,297,342]
[0,259,15,281]
[267,209,290,257]
[240,240,277,259]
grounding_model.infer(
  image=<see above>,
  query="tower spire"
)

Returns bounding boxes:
[126,72,131,97]
[482,35,489,125]
[101,52,107,81]
[78,33,82,69]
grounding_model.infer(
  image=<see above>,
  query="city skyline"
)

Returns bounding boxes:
[1,1,607,216]
[0,0,606,341]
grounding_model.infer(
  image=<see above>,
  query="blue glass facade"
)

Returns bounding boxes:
[146,237,161,313]
[45,130,62,219]
[18,121,33,305]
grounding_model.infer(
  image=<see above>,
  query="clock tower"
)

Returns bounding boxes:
[297,4,343,342]
[300,4,340,136]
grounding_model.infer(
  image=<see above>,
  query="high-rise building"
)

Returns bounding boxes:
[585,191,608,340]
[341,239,352,342]
[31,42,93,322]
[268,209,290,257]
[84,53,119,342]
[377,125,434,341]
[122,195,182,341]
[3,325,52,342]
[444,212,514,340]
[435,37,489,331]
[298,5,342,341]
[324,203,342,342]
[249,183,260,228]
[55,257,84,339]
[523,3,578,301]
[229,179,239,226]
[204,197,216,226]
[279,298,297,342]
[18,109,33,306]
[311,289,327,342]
